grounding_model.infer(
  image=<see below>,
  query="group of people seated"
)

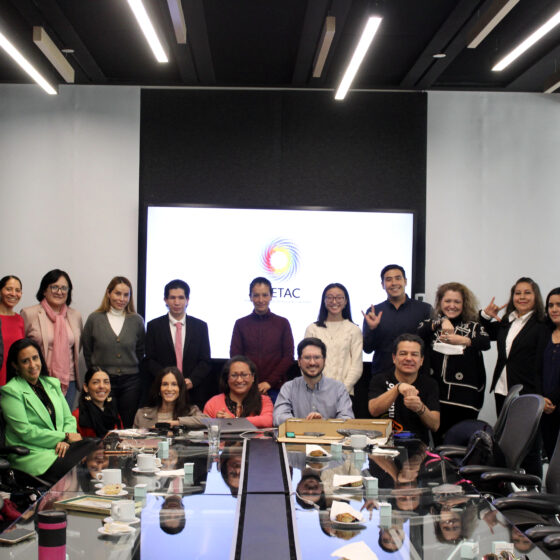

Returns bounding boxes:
[0,264,558,485]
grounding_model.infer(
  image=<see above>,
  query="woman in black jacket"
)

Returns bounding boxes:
[418,282,490,442]
[480,277,548,476]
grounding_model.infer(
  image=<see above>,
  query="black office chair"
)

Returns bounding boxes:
[458,394,545,494]
[436,384,523,461]
[491,430,560,546]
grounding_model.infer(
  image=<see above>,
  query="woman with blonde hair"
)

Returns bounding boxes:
[82,276,145,427]
[417,282,490,441]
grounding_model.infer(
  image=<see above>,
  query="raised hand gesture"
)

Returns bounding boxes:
[484,297,507,321]
[362,305,383,330]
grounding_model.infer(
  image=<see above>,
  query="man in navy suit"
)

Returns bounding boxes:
[144,279,211,408]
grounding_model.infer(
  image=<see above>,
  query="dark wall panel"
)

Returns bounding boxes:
[139,89,427,306]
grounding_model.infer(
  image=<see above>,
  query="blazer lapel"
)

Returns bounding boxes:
[510,314,536,355]
[162,316,176,356]
[20,378,54,428]
[183,316,193,358]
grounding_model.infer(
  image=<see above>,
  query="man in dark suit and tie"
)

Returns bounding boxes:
[144,279,211,408]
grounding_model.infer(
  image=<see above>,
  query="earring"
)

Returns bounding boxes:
[85,395,91,401]
[107,396,112,402]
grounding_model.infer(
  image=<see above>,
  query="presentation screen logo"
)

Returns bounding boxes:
[260,238,300,281]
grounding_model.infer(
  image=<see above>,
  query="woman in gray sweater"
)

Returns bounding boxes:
[82,276,145,427]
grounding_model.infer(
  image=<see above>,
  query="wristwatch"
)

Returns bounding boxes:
[64,433,70,443]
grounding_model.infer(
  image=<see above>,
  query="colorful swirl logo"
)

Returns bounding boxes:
[261,239,300,281]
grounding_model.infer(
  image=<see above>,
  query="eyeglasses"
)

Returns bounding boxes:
[229,373,252,380]
[301,355,324,362]
[325,296,345,302]
[49,285,68,293]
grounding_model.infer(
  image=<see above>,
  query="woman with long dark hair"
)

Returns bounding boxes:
[542,287,560,459]
[0,338,94,484]
[73,367,122,438]
[82,276,145,427]
[304,283,363,395]
[134,367,205,429]
[417,282,490,440]
[203,356,273,428]
[480,277,548,476]
[0,275,25,386]
[21,269,83,409]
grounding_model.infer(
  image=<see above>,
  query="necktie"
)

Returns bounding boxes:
[174,322,183,372]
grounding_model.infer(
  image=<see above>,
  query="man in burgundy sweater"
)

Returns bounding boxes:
[230,277,294,402]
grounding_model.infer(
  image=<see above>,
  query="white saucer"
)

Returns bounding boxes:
[95,489,128,497]
[132,466,160,474]
[103,516,140,525]
[97,525,135,537]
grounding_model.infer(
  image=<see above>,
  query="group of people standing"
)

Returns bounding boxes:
[0,264,559,482]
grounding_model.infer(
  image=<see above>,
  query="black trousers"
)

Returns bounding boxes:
[41,439,99,484]
[110,373,141,428]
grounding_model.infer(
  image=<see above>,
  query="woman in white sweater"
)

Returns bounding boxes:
[82,277,145,428]
[304,283,363,395]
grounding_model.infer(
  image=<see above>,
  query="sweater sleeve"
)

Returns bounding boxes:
[344,324,364,394]
[266,318,294,389]
[247,395,273,428]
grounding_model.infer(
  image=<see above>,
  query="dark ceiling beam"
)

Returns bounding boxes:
[14,0,106,83]
[505,43,560,91]
[154,0,197,84]
[183,0,215,84]
[291,0,330,85]
[400,0,491,89]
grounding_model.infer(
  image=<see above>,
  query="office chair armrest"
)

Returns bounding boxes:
[0,445,30,456]
[435,445,467,458]
[512,492,560,501]
[492,497,560,515]
[481,469,542,487]
[544,534,560,550]
[526,526,560,542]
[459,465,504,478]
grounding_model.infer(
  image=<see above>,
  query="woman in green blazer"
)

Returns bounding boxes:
[1,338,91,484]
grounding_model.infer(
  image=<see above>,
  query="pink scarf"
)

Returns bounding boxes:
[41,299,70,394]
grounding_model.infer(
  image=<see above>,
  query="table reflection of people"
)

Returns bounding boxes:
[431,496,477,545]
[219,442,243,496]
[296,469,327,510]
[379,523,406,553]
[77,448,109,491]
[159,495,186,535]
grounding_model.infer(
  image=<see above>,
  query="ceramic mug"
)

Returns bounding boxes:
[137,453,162,471]
[95,468,122,485]
[111,499,136,521]
[350,434,367,449]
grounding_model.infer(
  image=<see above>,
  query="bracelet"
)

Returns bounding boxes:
[64,432,70,443]
[417,405,426,416]
[395,383,401,395]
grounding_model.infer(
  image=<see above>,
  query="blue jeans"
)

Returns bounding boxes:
[65,381,77,411]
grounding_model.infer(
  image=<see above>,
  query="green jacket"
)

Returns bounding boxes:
[1,375,77,476]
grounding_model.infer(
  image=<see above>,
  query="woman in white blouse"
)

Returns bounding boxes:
[82,277,145,428]
[304,283,363,396]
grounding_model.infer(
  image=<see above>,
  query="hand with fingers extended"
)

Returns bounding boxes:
[362,305,383,330]
[484,297,507,321]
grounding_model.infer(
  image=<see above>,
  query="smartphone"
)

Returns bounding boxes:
[0,528,36,544]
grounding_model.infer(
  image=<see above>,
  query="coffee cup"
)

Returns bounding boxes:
[111,500,136,522]
[137,453,162,471]
[95,468,122,485]
[350,434,367,449]
[135,475,161,491]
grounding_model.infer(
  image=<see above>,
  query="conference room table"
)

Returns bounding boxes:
[0,429,556,560]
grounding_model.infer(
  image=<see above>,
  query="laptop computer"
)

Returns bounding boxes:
[200,417,257,433]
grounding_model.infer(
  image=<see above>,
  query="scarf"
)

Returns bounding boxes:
[78,397,120,438]
[41,299,70,393]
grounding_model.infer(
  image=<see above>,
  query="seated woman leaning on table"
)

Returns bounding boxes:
[72,367,122,438]
[203,356,274,428]
[133,366,206,429]
[0,338,94,485]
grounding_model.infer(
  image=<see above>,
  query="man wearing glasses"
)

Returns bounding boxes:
[273,337,354,426]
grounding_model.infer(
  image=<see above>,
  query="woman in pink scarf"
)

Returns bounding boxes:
[22,269,83,410]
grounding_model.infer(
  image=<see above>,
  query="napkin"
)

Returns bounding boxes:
[329,500,364,523]
[331,541,378,560]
